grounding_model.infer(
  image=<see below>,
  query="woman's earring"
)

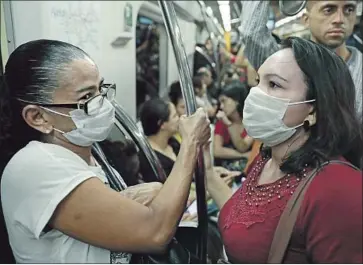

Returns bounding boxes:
[303,120,310,132]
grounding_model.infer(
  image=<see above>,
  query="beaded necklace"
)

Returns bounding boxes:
[221,154,311,229]
[245,155,310,207]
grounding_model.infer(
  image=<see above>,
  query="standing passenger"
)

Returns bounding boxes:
[206,37,362,264]
[0,39,211,263]
[239,0,362,121]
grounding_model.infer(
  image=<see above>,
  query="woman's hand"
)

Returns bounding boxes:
[179,108,211,146]
[120,182,163,206]
[181,212,198,222]
[214,166,241,186]
[216,110,232,126]
[203,142,240,185]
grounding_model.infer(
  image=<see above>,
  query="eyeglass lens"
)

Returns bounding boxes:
[86,84,116,115]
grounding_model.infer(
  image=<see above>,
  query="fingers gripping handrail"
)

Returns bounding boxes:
[158,1,208,263]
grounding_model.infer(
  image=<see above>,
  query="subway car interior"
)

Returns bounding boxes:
[0,0,362,264]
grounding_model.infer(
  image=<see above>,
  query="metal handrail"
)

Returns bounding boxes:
[195,46,217,74]
[158,1,208,262]
[111,100,167,183]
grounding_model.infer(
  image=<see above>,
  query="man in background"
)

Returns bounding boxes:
[239,0,362,121]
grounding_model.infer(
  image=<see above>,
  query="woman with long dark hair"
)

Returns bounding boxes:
[205,37,362,263]
[0,39,210,263]
[139,98,181,180]
[214,80,254,172]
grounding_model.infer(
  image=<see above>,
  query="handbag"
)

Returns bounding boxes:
[92,144,204,264]
[218,160,360,264]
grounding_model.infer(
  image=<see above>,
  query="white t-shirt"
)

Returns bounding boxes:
[1,141,131,263]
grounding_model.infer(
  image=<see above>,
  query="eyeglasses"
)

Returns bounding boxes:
[18,83,116,116]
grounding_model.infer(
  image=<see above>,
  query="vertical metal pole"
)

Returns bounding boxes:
[3,1,15,54]
[158,1,207,263]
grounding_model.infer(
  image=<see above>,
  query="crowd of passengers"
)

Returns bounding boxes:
[0,0,362,264]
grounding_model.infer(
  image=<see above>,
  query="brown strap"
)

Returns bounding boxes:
[267,160,359,264]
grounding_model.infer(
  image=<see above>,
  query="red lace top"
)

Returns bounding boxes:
[218,154,363,263]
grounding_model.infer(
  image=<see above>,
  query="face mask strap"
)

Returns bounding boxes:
[292,122,304,130]
[288,99,316,106]
[40,106,71,118]
[53,127,66,134]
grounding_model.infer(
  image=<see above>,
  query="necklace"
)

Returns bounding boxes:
[244,156,309,207]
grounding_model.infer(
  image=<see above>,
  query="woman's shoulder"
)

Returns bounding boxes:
[10,140,78,158]
[308,160,361,194]
[2,141,93,187]
[298,160,362,263]
[302,159,362,214]
[5,141,85,170]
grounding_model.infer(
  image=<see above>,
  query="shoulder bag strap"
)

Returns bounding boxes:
[267,160,359,263]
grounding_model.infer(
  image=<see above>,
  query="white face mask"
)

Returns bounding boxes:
[243,87,315,147]
[43,98,115,147]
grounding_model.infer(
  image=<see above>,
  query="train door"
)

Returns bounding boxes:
[135,3,169,118]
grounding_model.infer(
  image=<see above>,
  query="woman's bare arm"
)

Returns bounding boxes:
[204,143,234,209]
[213,135,247,159]
[227,124,253,153]
[119,182,163,206]
[206,170,234,209]
[50,139,199,254]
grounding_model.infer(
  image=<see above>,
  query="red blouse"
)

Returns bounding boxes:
[214,120,247,146]
[218,154,362,263]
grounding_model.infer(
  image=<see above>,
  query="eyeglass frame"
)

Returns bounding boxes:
[17,83,116,115]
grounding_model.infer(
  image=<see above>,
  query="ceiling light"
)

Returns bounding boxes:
[219,4,231,29]
[218,1,229,6]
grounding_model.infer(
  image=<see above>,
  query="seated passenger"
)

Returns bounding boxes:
[196,67,218,106]
[100,139,143,187]
[169,81,186,117]
[139,98,181,179]
[205,37,363,263]
[214,81,254,172]
[168,81,185,144]
[0,39,211,263]
[193,76,217,118]
[138,98,238,196]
